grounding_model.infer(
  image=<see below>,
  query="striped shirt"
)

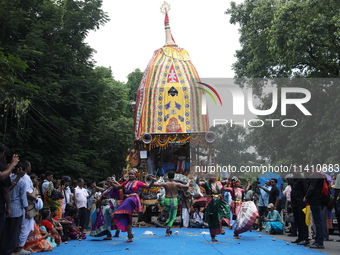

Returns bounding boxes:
[10,175,28,217]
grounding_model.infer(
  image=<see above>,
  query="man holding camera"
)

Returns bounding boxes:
[0,144,20,236]
[0,162,28,255]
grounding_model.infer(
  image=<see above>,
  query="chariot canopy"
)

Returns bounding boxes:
[134,4,209,142]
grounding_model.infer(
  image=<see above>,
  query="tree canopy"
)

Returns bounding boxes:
[227,0,340,80]
[0,0,139,180]
[226,0,340,166]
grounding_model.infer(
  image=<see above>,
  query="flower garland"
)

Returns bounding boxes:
[156,135,170,147]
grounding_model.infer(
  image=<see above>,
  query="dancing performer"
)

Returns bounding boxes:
[225,176,254,239]
[197,173,230,242]
[152,171,190,235]
[110,169,154,242]
[90,177,122,240]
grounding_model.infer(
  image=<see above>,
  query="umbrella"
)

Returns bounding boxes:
[324,173,332,181]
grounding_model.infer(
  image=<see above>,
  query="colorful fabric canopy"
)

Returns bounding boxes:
[134,45,209,139]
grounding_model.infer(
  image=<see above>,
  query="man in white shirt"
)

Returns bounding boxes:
[74,178,88,232]
[0,162,28,255]
[190,207,208,228]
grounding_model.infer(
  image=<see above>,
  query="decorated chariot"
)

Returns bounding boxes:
[124,2,218,222]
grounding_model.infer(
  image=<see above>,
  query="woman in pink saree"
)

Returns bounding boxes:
[225,176,252,238]
[110,169,154,242]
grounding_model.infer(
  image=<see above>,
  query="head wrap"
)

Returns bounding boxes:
[267,203,274,209]
[231,176,239,182]
[128,168,140,178]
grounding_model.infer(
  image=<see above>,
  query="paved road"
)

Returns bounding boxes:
[263,231,340,255]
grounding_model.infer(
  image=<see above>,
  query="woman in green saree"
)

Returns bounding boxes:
[197,174,230,242]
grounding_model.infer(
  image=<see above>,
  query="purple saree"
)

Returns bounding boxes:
[90,187,120,237]
[111,181,146,232]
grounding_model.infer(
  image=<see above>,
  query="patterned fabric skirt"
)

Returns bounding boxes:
[44,193,62,219]
[111,195,139,232]
[233,201,259,234]
[90,199,117,237]
[205,197,230,236]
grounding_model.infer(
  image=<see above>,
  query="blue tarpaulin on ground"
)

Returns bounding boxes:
[45,227,326,255]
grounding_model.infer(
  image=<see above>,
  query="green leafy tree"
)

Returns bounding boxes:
[226,0,340,165]
[0,0,137,180]
[126,68,143,102]
[227,0,340,81]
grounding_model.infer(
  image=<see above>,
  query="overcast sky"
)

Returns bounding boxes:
[85,0,243,83]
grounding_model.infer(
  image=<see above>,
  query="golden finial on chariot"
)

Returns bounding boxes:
[160,1,171,14]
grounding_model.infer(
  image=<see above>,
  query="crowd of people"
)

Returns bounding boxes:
[255,162,340,250]
[0,143,159,254]
[1,142,340,253]
[0,144,94,254]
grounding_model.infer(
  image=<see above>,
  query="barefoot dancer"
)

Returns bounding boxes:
[152,171,190,236]
[110,169,154,242]
[90,177,122,240]
[224,176,251,239]
[197,173,230,242]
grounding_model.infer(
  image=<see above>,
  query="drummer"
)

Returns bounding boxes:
[152,171,190,236]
